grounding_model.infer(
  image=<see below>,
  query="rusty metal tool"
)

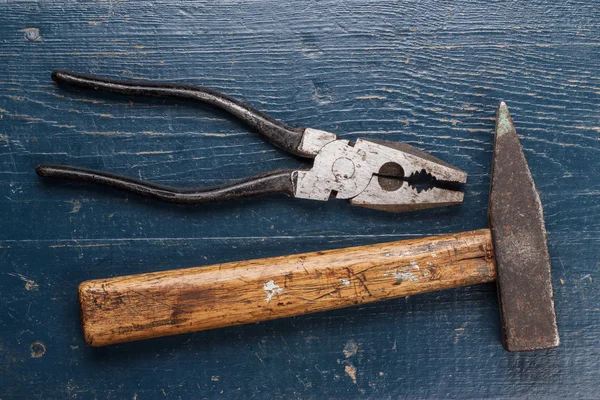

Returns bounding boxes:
[35,71,466,212]
[77,102,558,351]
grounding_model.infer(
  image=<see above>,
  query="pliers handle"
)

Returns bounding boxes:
[36,164,296,205]
[51,71,326,158]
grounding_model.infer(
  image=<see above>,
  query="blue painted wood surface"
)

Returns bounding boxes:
[1,1,598,398]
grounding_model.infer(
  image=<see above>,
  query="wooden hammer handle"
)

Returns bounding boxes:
[79,229,495,346]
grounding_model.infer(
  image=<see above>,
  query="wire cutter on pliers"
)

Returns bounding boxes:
[36,71,467,212]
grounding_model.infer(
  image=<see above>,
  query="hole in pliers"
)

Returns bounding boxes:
[377,162,404,191]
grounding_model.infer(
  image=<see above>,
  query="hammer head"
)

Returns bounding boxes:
[489,102,559,351]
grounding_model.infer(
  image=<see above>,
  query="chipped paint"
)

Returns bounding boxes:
[343,340,358,358]
[30,341,46,358]
[8,272,39,291]
[48,243,114,248]
[344,364,357,384]
[392,268,418,284]
[136,150,174,155]
[355,95,386,100]
[69,200,81,214]
[263,280,283,303]
[342,340,359,384]
[340,279,351,285]
[22,27,40,41]
[496,101,511,137]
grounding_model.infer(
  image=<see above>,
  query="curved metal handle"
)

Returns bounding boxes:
[52,71,310,157]
[36,164,296,205]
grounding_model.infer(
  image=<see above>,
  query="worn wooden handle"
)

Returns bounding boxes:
[79,229,495,346]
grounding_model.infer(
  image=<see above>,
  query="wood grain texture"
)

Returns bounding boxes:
[0,0,598,398]
[80,230,495,346]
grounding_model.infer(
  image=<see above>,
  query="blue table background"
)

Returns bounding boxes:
[1,1,598,398]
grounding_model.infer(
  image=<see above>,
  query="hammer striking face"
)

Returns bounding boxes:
[489,102,559,351]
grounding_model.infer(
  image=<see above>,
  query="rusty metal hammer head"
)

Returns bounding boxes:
[489,102,559,351]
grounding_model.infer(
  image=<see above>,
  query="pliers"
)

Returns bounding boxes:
[36,71,467,212]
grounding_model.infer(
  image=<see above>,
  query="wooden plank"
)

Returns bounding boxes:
[0,0,598,398]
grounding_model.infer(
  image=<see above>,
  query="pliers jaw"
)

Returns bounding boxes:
[349,180,465,212]
[294,138,466,212]
[349,139,467,212]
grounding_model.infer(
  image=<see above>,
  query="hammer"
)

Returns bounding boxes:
[78,102,559,351]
